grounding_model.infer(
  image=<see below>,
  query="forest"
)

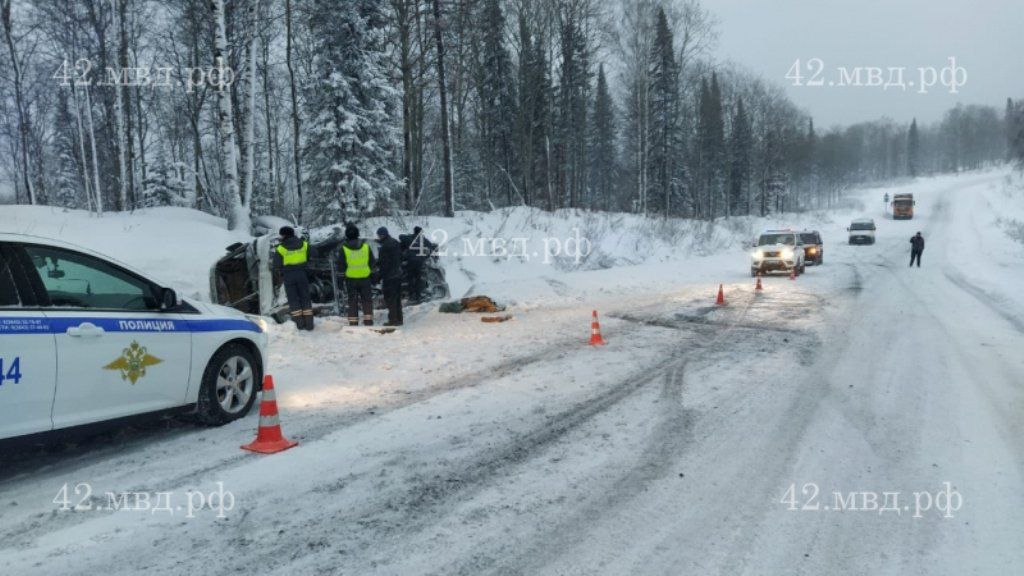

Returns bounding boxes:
[1,0,1021,230]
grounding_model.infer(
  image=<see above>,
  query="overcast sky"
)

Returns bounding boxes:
[710,0,1023,128]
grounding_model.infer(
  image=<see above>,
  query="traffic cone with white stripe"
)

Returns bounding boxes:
[789,267,797,281]
[716,284,726,306]
[755,274,763,292]
[588,310,607,346]
[241,375,298,454]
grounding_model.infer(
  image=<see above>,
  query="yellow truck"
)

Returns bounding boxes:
[892,193,915,219]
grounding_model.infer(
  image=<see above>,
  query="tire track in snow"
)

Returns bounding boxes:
[942,271,1024,335]
[0,325,653,552]
[440,363,697,576]
[427,288,818,575]
[230,293,766,574]
[227,349,690,576]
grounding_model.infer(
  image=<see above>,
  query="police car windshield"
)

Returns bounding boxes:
[758,234,795,246]
[799,233,817,244]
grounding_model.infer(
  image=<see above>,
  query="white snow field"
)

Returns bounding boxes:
[1,168,1023,575]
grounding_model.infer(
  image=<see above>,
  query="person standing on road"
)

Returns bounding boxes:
[909,231,925,267]
[340,224,376,326]
[376,226,404,326]
[273,226,315,331]
[403,226,437,303]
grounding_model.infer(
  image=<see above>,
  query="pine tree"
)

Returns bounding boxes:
[1007,98,1024,166]
[53,88,84,208]
[477,0,518,205]
[758,128,785,217]
[707,73,726,217]
[556,8,589,208]
[1015,102,1024,166]
[304,0,400,223]
[695,74,725,218]
[727,96,752,215]
[531,35,554,210]
[648,7,678,216]
[515,15,536,206]
[907,118,920,177]
[589,64,617,210]
[805,118,820,208]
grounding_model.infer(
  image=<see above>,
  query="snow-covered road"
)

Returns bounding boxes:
[1,171,1022,575]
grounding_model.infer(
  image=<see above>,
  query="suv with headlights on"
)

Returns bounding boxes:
[799,230,823,265]
[750,230,806,277]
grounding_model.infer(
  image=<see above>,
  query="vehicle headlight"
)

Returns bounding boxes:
[782,249,794,259]
[245,314,269,333]
[751,250,763,260]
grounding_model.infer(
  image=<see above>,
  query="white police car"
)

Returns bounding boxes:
[0,234,268,441]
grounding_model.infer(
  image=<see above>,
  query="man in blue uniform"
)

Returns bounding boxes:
[376,227,404,326]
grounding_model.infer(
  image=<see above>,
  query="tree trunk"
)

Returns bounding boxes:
[84,85,104,214]
[285,0,303,222]
[211,0,246,230]
[2,0,36,205]
[71,84,95,213]
[260,19,281,214]
[242,0,258,211]
[395,0,414,211]
[432,0,455,217]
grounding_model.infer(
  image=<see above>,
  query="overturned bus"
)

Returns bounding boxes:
[210,220,449,323]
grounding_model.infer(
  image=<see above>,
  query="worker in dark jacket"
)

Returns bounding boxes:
[272,226,314,330]
[376,226,404,326]
[909,232,925,267]
[340,224,376,326]
[403,226,437,303]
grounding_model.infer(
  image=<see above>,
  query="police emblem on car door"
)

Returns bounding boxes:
[103,341,163,384]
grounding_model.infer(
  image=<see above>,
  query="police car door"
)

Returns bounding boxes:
[16,243,192,428]
[0,244,58,440]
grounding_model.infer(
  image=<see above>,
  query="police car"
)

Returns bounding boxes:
[0,234,268,442]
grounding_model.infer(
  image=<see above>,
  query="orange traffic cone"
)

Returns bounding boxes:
[789,267,797,281]
[588,310,607,346]
[755,275,763,292]
[715,284,726,306]
[241,375,298,454]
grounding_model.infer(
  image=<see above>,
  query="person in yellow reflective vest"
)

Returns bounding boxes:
[272,226,315,331]
[340,224,377,326]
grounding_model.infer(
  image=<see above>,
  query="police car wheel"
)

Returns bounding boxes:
[197,344,260,425]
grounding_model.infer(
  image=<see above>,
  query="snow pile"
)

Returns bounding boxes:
[2,167,1017,311]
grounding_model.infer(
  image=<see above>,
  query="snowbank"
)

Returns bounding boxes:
[2,167,1016,309]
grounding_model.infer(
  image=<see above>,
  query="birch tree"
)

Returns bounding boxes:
[210,0,247,230]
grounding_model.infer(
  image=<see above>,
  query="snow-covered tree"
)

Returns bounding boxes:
[304,0,401,223]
